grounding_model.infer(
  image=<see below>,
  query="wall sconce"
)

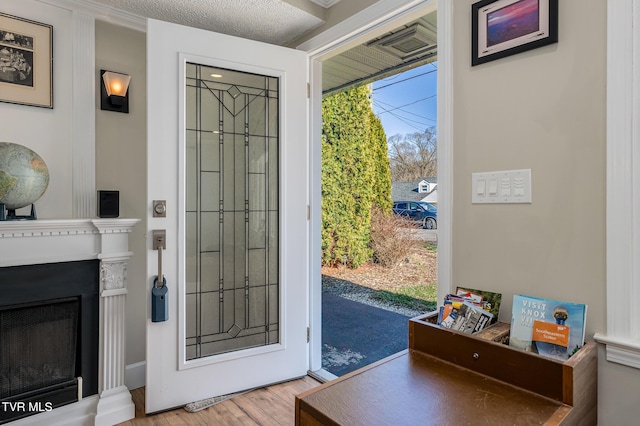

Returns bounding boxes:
[101,70,130,113]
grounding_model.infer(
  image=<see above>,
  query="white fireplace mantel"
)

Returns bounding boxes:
[0,218,140,426]
[0,218,140,267]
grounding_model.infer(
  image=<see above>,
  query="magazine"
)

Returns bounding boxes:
[509,294,587,360]
[455,286,502,324]
[448,301,494,334]
[439,300,463,328]
[438,288,501,334]
[439,298,493,335]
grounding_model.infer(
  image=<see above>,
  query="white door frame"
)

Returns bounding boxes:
[300,0,452,373]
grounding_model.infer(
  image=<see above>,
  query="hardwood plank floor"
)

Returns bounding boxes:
[117,376,321,426]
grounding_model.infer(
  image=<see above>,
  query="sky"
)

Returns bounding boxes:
[371,62,438,138]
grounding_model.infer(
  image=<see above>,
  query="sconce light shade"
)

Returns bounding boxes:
[101,70,130,113]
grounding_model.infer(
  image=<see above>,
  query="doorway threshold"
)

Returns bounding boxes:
[308,368,338,383]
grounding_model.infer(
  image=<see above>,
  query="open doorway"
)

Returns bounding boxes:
[313,6,440,378]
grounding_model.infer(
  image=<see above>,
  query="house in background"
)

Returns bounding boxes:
[0,0,639,424]
[392,177,438,205]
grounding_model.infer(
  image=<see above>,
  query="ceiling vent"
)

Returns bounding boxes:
[368,23,436,61]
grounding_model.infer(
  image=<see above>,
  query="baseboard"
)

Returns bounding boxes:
[6,368,141,426]
[6,395,98,426]
[125,361,146,390]
[94,386,135,426]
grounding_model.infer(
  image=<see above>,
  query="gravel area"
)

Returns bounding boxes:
[322,244,438,317]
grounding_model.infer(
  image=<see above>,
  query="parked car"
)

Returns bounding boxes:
[392,201,437,229]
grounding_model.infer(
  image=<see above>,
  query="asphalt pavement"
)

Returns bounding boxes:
[321,293,410,376]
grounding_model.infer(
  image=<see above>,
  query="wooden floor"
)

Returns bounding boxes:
[117,376,320,425]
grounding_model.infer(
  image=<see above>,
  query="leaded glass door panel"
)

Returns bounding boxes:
[185,64,280,359]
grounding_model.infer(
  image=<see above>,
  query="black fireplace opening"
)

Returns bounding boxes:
[0,260,99,424]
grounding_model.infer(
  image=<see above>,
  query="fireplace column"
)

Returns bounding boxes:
[92,219,137,426]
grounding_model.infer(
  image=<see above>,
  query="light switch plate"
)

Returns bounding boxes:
[472,169,532,204]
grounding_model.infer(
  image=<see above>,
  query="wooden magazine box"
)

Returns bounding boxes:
[296,313,597,425]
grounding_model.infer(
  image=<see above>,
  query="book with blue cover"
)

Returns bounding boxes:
[509,294,587,360]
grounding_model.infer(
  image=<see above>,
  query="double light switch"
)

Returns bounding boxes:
[472,169,531,204]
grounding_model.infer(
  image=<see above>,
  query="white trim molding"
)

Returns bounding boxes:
[594,335,640,370]
[594,0,640,369]
[36,0,147,32]
[124,361,146,391]
[308,58,323,373]
[302,0,447,376]
[72,11,96,219]
[436,0,453,303]
[0,219,139,266]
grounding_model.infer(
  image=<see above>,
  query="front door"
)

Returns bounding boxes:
[145,19,309,413]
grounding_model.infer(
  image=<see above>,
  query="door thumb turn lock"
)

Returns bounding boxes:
[153,200,166,217]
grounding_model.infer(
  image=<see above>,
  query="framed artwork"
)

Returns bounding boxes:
[472,0,558,66]
[0,13,53,108]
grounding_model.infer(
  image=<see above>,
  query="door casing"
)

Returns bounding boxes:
[302,0,450,374]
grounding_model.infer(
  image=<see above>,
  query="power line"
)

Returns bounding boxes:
[373,66,438,91]
[372,63,439,135]
[383,110,427,133]
[372,103,434,128]
[373,100,435,132]
[375,105,436,134]
[375,94,437,115]
[373,98,436,123]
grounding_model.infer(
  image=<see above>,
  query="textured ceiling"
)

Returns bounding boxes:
[88,0,437,95]
[89,0,327,46]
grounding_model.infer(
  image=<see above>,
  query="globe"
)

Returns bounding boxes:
[0,142,50,210]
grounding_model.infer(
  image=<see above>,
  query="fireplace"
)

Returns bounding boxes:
[0,261,99,424]
[0,218,139,426]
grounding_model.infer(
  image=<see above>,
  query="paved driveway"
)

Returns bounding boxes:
[399,228,437,242]
[322,293,409,376]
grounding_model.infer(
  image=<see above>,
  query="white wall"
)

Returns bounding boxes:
[95,20,147,387]
[453,0,606,327]
[1,0,148,389]
[0,0,74,218]
[452,0,639,424]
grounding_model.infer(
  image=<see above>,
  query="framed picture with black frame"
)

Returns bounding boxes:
[472,0,558,66]
[0,13,53,108]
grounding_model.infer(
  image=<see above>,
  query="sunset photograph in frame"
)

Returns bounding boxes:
[472,0,558,66]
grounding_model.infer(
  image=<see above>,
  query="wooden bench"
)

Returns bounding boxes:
[295,314,597,425]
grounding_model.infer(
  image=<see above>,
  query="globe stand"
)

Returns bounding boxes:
[0,203,37,221]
